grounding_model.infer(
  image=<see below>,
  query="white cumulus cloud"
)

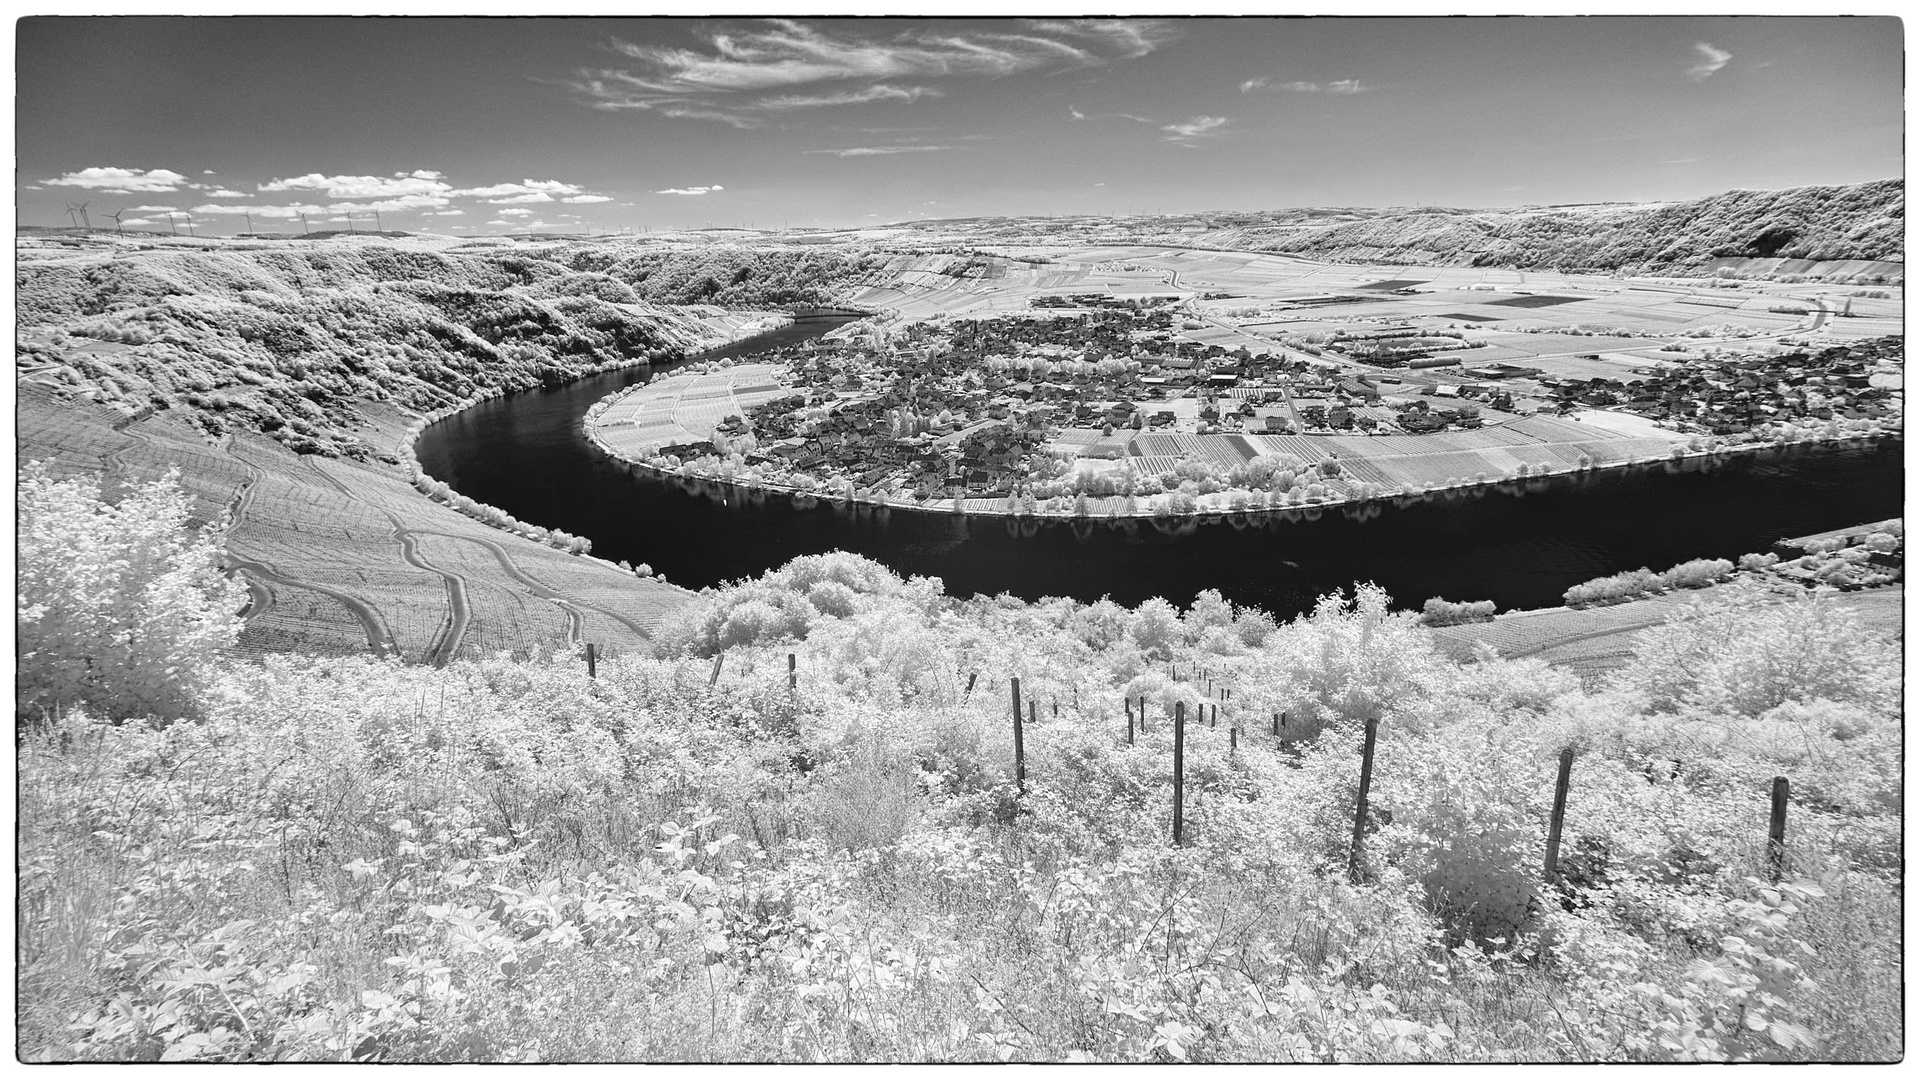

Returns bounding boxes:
[44,167,192,192]
[260,172,453,199]
[562,194,613,203]
[655,185,724,195]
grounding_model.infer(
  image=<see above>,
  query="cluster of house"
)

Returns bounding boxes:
[1543,339,1901,435]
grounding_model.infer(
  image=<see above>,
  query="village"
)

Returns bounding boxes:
[658,301,1900,505]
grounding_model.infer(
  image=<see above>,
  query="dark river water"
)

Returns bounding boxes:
[416,318,1905,619]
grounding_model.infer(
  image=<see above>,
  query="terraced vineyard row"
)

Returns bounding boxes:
[18,385,687,664]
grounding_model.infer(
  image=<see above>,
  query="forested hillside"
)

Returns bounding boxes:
[16,472,1904,1062]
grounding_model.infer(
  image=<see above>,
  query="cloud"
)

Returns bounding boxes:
[44,167,191,192]
[329,194,454,212]
[205,188,249,199]
[1162,116,1228,142]
[1655,156,1702,165]
[1245,79,1371,94]
[120,218,155,226]
[1094,182,1106,186]
[454,179,585,199]
[655,185,724,195]
[129,204,178,212]
[486,192,555,204]
[562,194,613,203]
[565,17,1174,124]
[260,172,453,199]
[1688,41,1732,82]
[758,83,939,110]
[497,207,536,216]
[429,209,467,216]
[189,203,327,219]
[808,145,950,157]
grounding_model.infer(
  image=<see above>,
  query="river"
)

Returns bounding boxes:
[414,318,1904,619]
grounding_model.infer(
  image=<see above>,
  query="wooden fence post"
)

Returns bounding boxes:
[1347,715,1380,883]
[708,652,724,687]
[1173,701,1186,846]
[1273,711,1282,738]
[1011,678,1026,796]
[586,642,597,679]
[788,653,797,694]
[1126,698,1135,745]
[1768,776,1790,881]
[1230,725,1238,754]
[1138,695,1148,733]
[1543,747,1575,885]
[965,671,977,699]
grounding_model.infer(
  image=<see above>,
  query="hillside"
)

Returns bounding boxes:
[1251,181,1905,275]
[860,180,1902,281]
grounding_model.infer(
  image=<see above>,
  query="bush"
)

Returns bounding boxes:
[17,464,245,723]
[1419,598,1497,627]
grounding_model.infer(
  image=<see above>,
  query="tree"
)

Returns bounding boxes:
[17,464,246,723]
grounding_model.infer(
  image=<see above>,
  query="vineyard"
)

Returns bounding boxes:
[17,382,685,664]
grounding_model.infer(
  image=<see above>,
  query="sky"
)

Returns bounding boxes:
[15,15,1905,235]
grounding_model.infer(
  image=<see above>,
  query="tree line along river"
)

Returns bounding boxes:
[413,317,1904,620]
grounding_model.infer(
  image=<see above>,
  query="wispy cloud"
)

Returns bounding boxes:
[758,83,940,110]
[1162,115,1228,143]
[1244,78,1371,94]
[1688,41,1732,82]
[44,166,192,192]
[1655,156,1702,165]
[486,193,555,204]
[563,194,613,203]
[808,145,952,157]
[566,17,1175,125]
[655,185,724,195]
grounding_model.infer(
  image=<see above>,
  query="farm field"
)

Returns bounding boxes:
[16,382,688,663]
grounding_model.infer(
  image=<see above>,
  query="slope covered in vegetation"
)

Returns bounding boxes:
[17,472,1902,1062]
[1250,181,1905,275]
[15,242,895,460]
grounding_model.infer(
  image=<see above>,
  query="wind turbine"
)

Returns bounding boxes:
[108,209,126,235]
[298,212,310,235]
[67,201,92,230]
[167,213,180,236]
[182,212,197,238]
[372,210,383,233]
[242,210,253,235]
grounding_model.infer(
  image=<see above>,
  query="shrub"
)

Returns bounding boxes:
[17,464,245,723]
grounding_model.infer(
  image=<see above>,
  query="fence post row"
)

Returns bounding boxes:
[1011,678,1027,796]
[1347,715,1380,884]
[1172,701,1186,846]
[1543,747,1575,885]
[1768,776,1790,882]
[1126,697,1135,745]
[586,642,597,679]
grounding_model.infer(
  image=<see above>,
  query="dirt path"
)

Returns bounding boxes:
[302,460,471,666]
[407,530,651,644]
[223,555,395,658]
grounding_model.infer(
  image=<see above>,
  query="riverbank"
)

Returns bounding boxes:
[398,310,794,576]
[583,368,1899,522]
